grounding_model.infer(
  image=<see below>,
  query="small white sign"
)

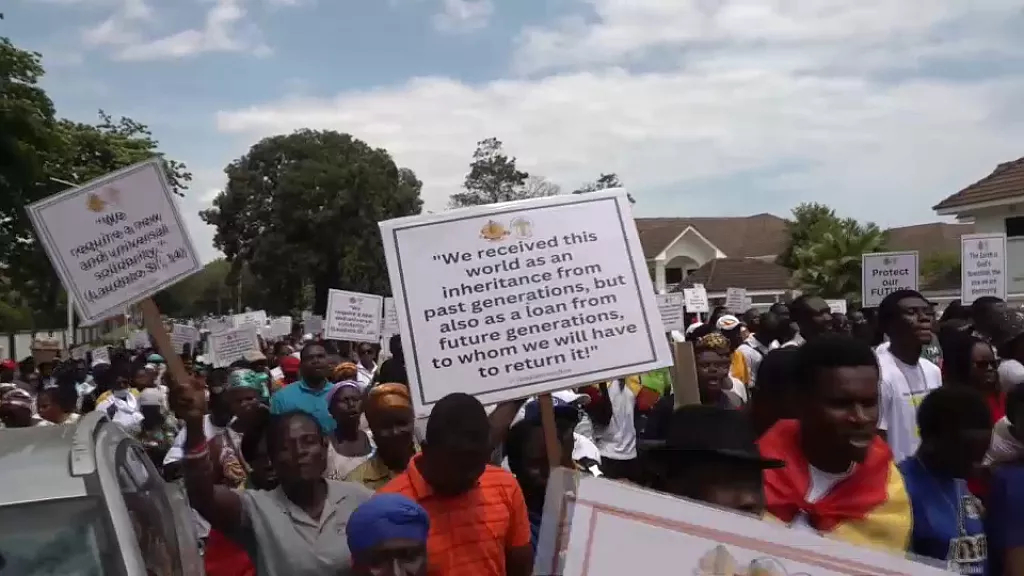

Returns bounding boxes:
[91,346,110,365]
[656,293,684,332]
[268,317,293,338]
[825,299,848,315]
[325,289,383,343]
[70,344,91,361]
[724,287,747,312]
[233,310,267,329]
[208,325,260,368]
[861,251,918,308]
[382,297,400,334]
[304,315,324,335]
[26,159,203,325]
[379,189,671,415]
[682,286,709,314]
[961,233,1007,304]
[129,330,150,349]
[206,317,233,334]
[170,324,200,354]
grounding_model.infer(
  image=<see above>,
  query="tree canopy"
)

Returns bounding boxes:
[201,129,423,315]
[780,203,887,302]
[0,30,190,329]
[573,173,635,204]
[450,137,546,207]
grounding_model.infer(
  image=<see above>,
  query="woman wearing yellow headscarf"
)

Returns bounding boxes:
[345,383,419,490]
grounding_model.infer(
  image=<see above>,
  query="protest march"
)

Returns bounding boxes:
[5,154,1024,576]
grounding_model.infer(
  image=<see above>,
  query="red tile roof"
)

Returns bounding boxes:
[885,222,975,257]
[934,157,1024,211]
[635,214,789,259]
[676,258,792,292]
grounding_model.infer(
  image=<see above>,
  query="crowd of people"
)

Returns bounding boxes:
[2,289,1024,575]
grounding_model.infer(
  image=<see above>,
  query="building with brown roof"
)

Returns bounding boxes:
[932,156,1024,300]
[638,214,977,305]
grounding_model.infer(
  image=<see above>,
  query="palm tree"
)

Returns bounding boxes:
[792,218,887,302]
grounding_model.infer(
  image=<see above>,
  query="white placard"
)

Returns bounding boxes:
[724,287,747,312]
[26,159,203,325]
[70,344,91,361]
[304,315,324,335]
[129,329,150,349]
[233,310,267,329]
[208,325,260,368]
[325,289,383,343]
[382,297,400,334]
[170,324,200,354]
[268,317,293,338]
[91,346,110,365]
[656,293,684,332]
[206,317,233,334]
[825,299,848,315]
[549,472,951,576]
[861,251,918,308]
[683,286,709,314]
[379,190,672,415]
[961,233,1007,304]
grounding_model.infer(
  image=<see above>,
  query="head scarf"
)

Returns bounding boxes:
[333,362,358,382]
[365,383,413,419]
[326,380,361,406]
[228,368,269,400]
[1,389,33,411]
[695,331,731,355]
[138,387,164,408]
[346,494,429,558]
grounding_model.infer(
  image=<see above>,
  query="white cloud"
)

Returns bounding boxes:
[74,0,296,60]
[512,0,1021,74]
[433,0,493,33]
[211,0,1024,232]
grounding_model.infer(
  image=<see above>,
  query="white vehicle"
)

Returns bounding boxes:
[0,412,203,575]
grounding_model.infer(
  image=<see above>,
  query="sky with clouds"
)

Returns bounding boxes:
[8,0,1024,263]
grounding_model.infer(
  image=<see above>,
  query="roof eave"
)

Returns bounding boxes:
[934,194,1024,216]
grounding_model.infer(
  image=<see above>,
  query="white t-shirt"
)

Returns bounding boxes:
[999,359,1024,392]
[356,363,376,390]
[790,464,854,533]
[594,381,637,461]
[876,348,942,462]
[737,336,772,387]
[984,417,1024,466]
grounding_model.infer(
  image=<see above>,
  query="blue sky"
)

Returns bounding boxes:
[8,0,1024,262]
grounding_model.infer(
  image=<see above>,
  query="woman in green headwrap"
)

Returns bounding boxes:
[210,368,270,488]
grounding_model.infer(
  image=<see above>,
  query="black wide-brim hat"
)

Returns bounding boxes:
[641,405,784,469]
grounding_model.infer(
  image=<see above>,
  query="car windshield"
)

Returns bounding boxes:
[0,497,113,576]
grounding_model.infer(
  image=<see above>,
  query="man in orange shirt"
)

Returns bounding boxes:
[379,393,533,576]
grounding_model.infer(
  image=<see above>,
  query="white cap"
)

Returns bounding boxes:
[716,315,742,331]
[685,322,704,336]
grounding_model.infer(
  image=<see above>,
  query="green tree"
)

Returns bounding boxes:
[449,137,531,208]
[201,129,423,315]
[777,202,837,270]
[921,251,961,288]
[0,32,190,326]
[790,217,887,301]
[573,173,635,204]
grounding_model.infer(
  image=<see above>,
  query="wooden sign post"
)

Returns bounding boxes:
[139,298,191,387]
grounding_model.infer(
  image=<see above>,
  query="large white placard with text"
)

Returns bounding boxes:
[544,472,952,576]
[26,159,202,324]
[380,190,671,415]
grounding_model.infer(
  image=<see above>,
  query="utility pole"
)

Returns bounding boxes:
[50,177,78,345]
